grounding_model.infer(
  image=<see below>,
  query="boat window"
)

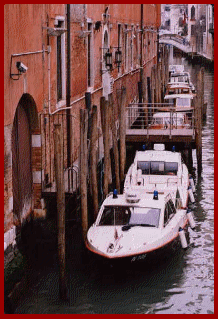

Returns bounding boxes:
[99,206,131,226]
[154,118,163,124]
[137,161,178,175]
[130,207,161,227]
[173,117,184,125]
[164,199,176,226]
[150,161,165,175]
[164,162,178,175]
[176,98,191,107]
[164,117,171,125]
[137,161,150,174]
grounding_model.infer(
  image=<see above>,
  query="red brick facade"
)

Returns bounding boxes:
[4,4,161,250]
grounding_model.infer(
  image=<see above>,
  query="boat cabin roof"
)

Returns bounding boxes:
[103,193,166,209]
[169,65,184,73]
[135,150,181,163]
[152,112,186,119]
[165,95,193,102]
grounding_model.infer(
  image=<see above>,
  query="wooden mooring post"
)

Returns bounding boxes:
[54,124,68,300]
[90,105,98,219]
[80,109,89,241]
[195,68,203,176]
[100,96,111,198]
[109,93,120,193]
[119,87,127,184]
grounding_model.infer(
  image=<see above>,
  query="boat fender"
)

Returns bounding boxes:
[187,210,196,230]
[179,227,188,249]
[188,186,195,203]
[189,175,196,193]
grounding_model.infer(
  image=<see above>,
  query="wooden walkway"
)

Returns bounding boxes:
[125,104,196,144]
[126,128,195,143]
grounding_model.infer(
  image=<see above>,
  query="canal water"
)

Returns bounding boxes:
[14,56,214,314]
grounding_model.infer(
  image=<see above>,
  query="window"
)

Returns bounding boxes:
[124,25,129,71]
[87,22,93,88]
[137,161,150,174]
[191,6,195,20]
[99,206,160,228]
[129,207,161,228]
[137,161,178,175]
[136,25,140,66]
[118,24,122,74]
[191,25,196,36]
[176,98,191,107]
[99,206,131,226]
[130,25,134,69]
[56,17,66,104]
[164,200,176,226]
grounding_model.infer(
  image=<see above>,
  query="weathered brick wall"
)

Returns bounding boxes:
[4,3,161,266]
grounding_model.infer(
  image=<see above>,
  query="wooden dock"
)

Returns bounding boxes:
[125,104,196,146]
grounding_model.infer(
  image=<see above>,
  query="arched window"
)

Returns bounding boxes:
[191,6,195,20]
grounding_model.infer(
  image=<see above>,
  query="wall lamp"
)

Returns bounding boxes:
[102,47,122,73]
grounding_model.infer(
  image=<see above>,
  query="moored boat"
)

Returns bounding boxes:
[124,144,194,209]
[85,189,193,262]
[85,144,196,263]
[148,112,191,130]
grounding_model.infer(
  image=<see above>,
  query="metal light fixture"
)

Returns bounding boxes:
[115,49,122,66]
[105,50,112,70]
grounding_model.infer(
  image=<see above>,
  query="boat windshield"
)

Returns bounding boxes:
[176,98,191,107]
[137,161,178,175]
[98,206,161,228]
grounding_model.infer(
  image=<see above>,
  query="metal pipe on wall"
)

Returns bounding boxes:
[66,4,72,167]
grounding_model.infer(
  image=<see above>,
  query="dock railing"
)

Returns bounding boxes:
[126,103,195,138]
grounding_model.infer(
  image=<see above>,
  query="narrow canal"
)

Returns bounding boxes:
[14,55,214,314]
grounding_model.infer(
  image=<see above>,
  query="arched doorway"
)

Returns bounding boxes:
[12,94,38,225]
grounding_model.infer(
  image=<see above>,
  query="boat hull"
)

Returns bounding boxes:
[85,224,189,266]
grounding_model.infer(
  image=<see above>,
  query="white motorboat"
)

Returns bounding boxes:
[148,112,191,130]
[86,144,196,262]
[168,71,195,94]
[124,144,195,208]
[85,189,194,262]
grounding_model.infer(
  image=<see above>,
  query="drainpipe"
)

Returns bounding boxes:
[138,4,144,105]
[140,4,144,89]
[66,4,71,167]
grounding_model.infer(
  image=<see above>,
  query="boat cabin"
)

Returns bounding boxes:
[165,83,192,96]
[149,112,190,129]
[164,94,194,110]
[95,191,177,230]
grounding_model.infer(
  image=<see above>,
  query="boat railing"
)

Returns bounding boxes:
[126,103,195,136]
[125,174,180,188]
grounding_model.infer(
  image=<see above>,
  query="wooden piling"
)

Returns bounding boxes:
[108,93,120,193]
[100,96,111,198]
[151,65,155,113]
[119,87,127,183]
[90,105,99,219]
[54,124,68,300]
[80,109,89,241]
[195,70,203,176]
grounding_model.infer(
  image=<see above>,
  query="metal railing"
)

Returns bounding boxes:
[126,103,195,137]
[40,113,79,194]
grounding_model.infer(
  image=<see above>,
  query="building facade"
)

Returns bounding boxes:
[4,4,161,263]
[161,4,214,61]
